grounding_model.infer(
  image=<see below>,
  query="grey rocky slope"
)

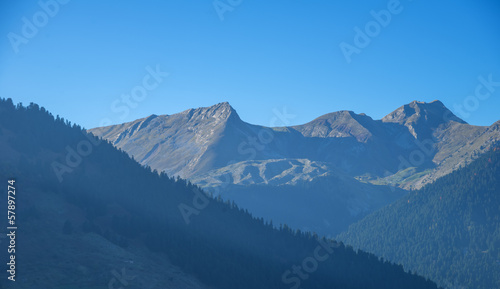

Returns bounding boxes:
[89,100,500,236]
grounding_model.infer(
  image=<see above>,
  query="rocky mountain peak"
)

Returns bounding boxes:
[293,110,376,142]
[183,102,240,123]
[382,100,465,125]
[381,100,466,139]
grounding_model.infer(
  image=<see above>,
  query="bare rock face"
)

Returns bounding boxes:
[89,100,500,236]
[382,100,466,139]
[90,102,247,178]
[89,99,500,190]
[292,110,375,142]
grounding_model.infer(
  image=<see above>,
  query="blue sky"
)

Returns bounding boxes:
[0,0,499,129]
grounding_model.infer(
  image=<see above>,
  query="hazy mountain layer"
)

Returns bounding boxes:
[89,100,500,236]
[90,100,500,188]
[0,98,440,289]
[191,158,404,237]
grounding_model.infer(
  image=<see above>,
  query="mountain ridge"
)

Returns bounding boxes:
[89,100,500,236]
[0,97,441,289]
[89,99,497,182]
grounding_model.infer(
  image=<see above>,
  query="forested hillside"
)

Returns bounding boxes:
[0,98,439,289]
[338,145,500,289]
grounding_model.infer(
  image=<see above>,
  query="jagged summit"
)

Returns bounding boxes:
[382,100,465,125]
[181,102,240,123]
[293,110,376,142]
[88,101,247,178]
[89,99,500,191]
[381,100,466,139]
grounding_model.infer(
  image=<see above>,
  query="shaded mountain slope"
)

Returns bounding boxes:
[89,100,499,237]
[338,146,500,289]
[2,184,212,289]
[0,98,439,289]
[192,158,404,237]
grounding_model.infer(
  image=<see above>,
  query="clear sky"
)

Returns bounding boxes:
[1,0,499,129]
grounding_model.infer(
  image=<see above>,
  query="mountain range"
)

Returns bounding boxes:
[0,98,440,289]
[89,100,500,236]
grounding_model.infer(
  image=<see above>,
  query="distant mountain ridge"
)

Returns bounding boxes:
[89,100,500,236]
[91,100,498,182]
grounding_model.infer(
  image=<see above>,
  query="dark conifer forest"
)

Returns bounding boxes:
[339,141,500,289]
[0,98,440,288]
